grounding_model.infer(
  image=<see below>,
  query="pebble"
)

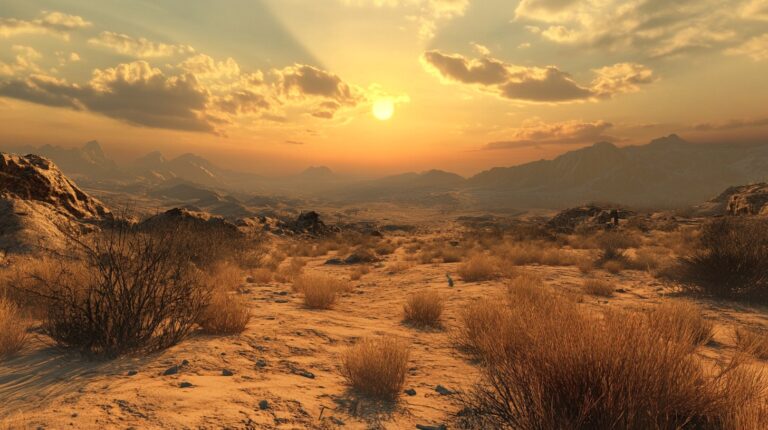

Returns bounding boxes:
[434,385,455,395]
[255,359,267,368]
[179,381,193,388]
[163,366,179,376]
[416,425,447,430]
[222,369,234,376]
[127,370,138,376]
[404,388,417,396]
[258,400,269,410]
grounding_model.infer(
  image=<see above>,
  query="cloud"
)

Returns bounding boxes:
[0,61,214,132]
[284,140,306,145]
[0,45,42,76]
[0,11,91,39]
[484,119,615,149]
[421,50,654,102]
[726,34,768,60]
[693,117,768,131]
[515,0,763,58]
[273,64,363,118]
[88,31,195,58]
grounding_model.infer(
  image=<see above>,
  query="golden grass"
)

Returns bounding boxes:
[0,297,27,358]
[582,278,614,297]
[458,254,500,282]
[647,301,714,346]
[198,289,251,335]
[349,265,370,281]
[293,274,350,309]
[249,268,273,284]
[494,241,580,267]
[403,290,444,328]
[601,259,625,274]
[204,262,243,291]
[274,257,307,283]
[455,297,509,355]
[342,336,410,401]
[735,327,768,360]
[459,281,768,429]
[385,261,413,274]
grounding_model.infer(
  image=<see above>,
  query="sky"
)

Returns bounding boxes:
[0,0,767,176]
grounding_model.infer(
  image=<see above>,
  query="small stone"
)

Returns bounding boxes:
[127,370,138,376]
[258,400,269,410]
[222,369,234,376]
[435,385,455,396]
[416,425,447,430]
[404,388,417,396]
[181,359,189,366]
[255,359,267,368]
[246,276,256,283]
[274,299,289,303]
[296,370,315,379]
[276,291,288,296]
[615,288,627,293]
[163,366,179,376]
[179,381,193,388]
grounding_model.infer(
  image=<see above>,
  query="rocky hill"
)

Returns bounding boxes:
[0,152,111,252]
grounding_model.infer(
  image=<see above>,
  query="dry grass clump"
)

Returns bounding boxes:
[249,267,273,284]
[349,265,370,281]
[204,262,243,290]
[274,257,307,283]
[293,274,350,309]
[403,290,444,328]
[459,282,768,429]
[342,336,410,401]
[646,302,714,346]
[0,297,27,358]
[385,261,413,274]
[581,279,614,297]
[679,217,768,303]
[735,327,768,360]
[455,297,510,355]
[601,259,625,274]
[458,254,500,282]
[494,242,579,267]
[418,242,466,264]
[198,289,250,334]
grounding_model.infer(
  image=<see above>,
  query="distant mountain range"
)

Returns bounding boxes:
[4,135,768,209]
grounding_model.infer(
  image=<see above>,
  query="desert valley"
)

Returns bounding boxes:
[3,1,768,428]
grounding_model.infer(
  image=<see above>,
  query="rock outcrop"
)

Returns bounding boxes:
[547,205,632,233]
[1,152,112,252]
[725,183,768,216]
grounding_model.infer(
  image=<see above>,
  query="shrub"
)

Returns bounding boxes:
[679,217,768,303]
[0,297,27,358]
[342,336,410,401]
[23,223,209,357]
[582,279,614,297]
[403,290,444,328]
[601,259,625,274]
[385,261,412,274]
[350,265,370,281]
[455,297,510,356]
[199,289,250,334]
[293,274,350,309]
[458,254,500,282]
[596,231,635,263]
[249,268,273,284]
[459,287,767,429]
[735,327,768,360]
[646,302,713,346]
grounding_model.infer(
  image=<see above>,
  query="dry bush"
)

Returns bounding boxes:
[595,231,637,265]
[735,327,768,360]
[274,257,307,283]
[249,268,273,284]
[342,336,410,401]
[350,265,370,280]
[679,217,768,303]
[626,247,666,271]
[458,254,500,282]
[293,274,350,309]
[385,261,412,274]
[403,290,444,328]
[582,279,614,297]
[494,242,578,267]
[198,289,250,334]
[204,262,243,291]
[19,223,210,357]
[455,297,510,356]
[601,259,625,274]
[260,251,287,271]
[459,284,768,429]
[646,302,714,346]
[418,242,466,264]
[0,297,27,358]
[375,241,398,256]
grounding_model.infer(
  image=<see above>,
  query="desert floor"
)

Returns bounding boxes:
[2,228,768,430]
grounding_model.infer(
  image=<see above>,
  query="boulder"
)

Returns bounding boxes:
[726,183,768,216]
[547,205,631,233]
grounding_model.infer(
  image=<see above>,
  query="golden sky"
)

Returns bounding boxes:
[1,0,767,176]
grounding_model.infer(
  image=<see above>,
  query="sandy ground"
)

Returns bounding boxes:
[2,234,768,429]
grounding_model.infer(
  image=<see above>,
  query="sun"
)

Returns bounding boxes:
[372,98,395,121]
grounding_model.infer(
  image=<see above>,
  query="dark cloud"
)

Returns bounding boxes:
[284,140,305,145]
[0,61,215,132]
[693,117,768,131]
[422,50,653,103]
[484,119,614,149]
